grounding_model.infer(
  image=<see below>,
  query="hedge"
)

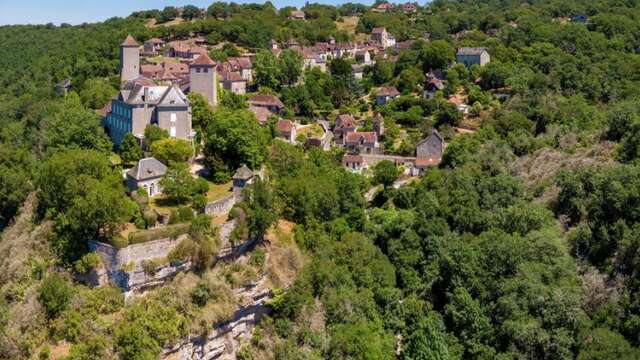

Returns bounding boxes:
[128,223,191,245]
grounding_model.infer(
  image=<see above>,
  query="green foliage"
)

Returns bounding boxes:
[373,160,400,188]
[143,125,169,148]
[74,253,101,274]
[160,163,197,204]
[38,274,73,319]
[150,138,192,165]
[119,133,141,164]
[203,108,269,182]
[79,78,117,109]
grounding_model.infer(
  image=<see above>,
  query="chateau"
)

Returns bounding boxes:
[103,35,218,146]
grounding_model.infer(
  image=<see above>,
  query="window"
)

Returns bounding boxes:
[170,113,176,122]
[196,68,201,73]
[203,68,208,73]
[170,126,176,137]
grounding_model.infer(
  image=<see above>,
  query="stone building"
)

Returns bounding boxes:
[126,157,167,196]
[456,47,490,67]
[189,53,218,107]
[120,35,140,83]
[416,129,444,161]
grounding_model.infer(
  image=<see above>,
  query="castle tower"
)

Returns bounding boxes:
[120,35,140,83]
[189,53,218,107]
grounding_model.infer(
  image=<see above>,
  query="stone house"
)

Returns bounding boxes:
[248,94,285,114]
[371,27,388,47]
[223,57,253,82]
[276,119,296,143]
[376,86,400,105]
[334,114,357,144]
[355,50,372,64]
[165,42,192,59]
[412,157,440,175]
[249,106,276,125]
[456,47,490,67]
[345,131,379,154]
[343,154,364,173]
[221,71,247,95]
[416,129,444,160]
[143,38,165,56]
[126,157,167,196]
[232,165,255,199]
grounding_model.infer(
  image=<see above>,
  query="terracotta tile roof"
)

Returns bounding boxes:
[221,71,245,82]
[377,86,400,97]
[277,119,294,133]
[121,35,139,47]
[343,154,363,163]
[190,52,216,66]
[227,57,252,69]
[345,131,377,145]
[248,94,284,109]
[141,64,162,78]
[290,10,305,19]
[336,114,356,129]
[163,61,189,74]
[190,46,208,56]
[249,105,275,125]
[169,42,190,53]
[415,157,441,167]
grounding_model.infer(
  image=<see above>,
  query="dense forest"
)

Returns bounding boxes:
[3,0,640,359]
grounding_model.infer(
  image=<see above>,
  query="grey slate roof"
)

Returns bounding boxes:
[127,157,167,181]
[457,47,488,56]
[232,165,254,180]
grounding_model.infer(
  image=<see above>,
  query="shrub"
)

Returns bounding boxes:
[128,223,191,244]
[39,274,73,319]
[141,258,165,276]
[192,194,207,214]
[110,235,129,248]
[250,248,266,268]
[178,206,194,222]
[74,252,101,274]
[167,238,197,264]
[142,207,158,228]
[193,177,210,195]
[191,281,212,307]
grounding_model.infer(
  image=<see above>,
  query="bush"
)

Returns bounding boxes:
[142,207,158,228]
[167,238,197,265]
[250,248,266,268]
[192,194,207,214]
[39,274,73,319]
[74,253,101,274]
[193,177,210,195]
[141,258,164,276]
[169,206,194,224]
[110,235,129,248]
[128,223,191,244]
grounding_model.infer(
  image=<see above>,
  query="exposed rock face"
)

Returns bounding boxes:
[88,219,241,299]
[162,277,272,360]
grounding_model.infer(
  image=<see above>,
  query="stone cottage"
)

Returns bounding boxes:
[126,157,167,196]
[456,47,490,67]
[416,129,444,161]
[376,86,400,105]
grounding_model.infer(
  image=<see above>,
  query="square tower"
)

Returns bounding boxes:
[189,53,218,107]
[120,35,140,82]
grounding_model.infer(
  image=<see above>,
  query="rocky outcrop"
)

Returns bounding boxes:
[162,277,272,360]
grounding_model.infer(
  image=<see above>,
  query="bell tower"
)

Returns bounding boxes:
[189,53,218,107]
[120,35,140,82]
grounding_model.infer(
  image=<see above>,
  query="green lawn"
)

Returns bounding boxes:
[297,123,324,138]
[207,180,233,201]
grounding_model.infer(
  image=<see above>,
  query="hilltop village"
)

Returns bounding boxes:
[5,1,640,359]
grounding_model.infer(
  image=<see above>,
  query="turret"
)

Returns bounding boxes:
[120,35,140,82]
[189,53,217,107]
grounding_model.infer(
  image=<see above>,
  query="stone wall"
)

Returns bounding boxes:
[205,194,236,217]
[88,235,189,297]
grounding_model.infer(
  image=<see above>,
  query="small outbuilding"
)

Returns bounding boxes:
[126,157,167,197]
